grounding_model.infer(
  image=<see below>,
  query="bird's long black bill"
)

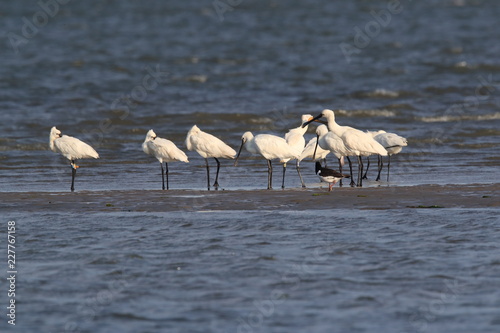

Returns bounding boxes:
[234,139,245,167]
[301,113,324,128]
[312,134,320,161]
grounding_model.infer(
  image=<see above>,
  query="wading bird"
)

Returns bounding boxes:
[234,131,295,190]
[185,125,236,190]
[373,131,408,182]
[49,126,99,192]
[315,161,350,191]
[142,129,189,190]
[302,109,387,187]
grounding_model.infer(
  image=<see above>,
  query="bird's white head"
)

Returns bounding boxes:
[50,126,62,139]
[241,131,254,144]
[189,125,200,134]
[301,114,313,125]
[316,124,328,136]
[145,129,157,141]
[49,126,62,152]
[50,126,61,138]
[321,109,335,121]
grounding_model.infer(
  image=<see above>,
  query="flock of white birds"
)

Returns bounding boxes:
[49,109,408,192]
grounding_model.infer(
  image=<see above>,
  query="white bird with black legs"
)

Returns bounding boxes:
[284,114,313,188]
[49,126,99,192]
[302,109,387,187]
[373,131,408,182]
[315,162,350,191]
[142,129,189,190]
[234,131,296,190]
[185,125,236,190]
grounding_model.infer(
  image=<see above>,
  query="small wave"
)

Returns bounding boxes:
[336,109,397,117]
[354,89,400,98]
[420,112,500,123]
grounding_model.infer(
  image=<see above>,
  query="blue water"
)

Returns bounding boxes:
[1,1,499,332]
[2,208,500,333]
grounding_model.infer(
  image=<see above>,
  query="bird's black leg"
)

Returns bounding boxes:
[205,158,210,190]
[213,157,220,190]
[347,156,355,187]
[362,156,370,179]
[160,163,165,190]
[357,155,363,187]
[387,155,391,183]
[165,162,169,190]
[70,160,76,192]
[267,160,273,190]
[296,160,305,188]
[376,155,383,181]
[338,158,343,187]
[281,163,286,189]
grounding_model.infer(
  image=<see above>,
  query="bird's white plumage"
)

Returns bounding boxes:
[143,129,189,163]
[254,133,295,162]
[373,131,408,155]
[318,130,350,161]
[235,131,298,189]
[238,131,295,162]
[299,124,330,162]
[185,125,236,159]
[49,126,99,161]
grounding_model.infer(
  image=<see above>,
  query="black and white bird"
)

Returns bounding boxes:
[315,161,350,191]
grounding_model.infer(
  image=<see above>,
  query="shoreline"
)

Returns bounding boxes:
[1,183,498,213]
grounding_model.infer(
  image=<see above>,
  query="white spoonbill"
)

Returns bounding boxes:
[143,129,189,190]
[302,109,387,187]
[234,131,295,190]
[49,126,99,192]
[185,125,236,190]
[373,131,408,182]
[315,162,350,191]
[284,114,312,188]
